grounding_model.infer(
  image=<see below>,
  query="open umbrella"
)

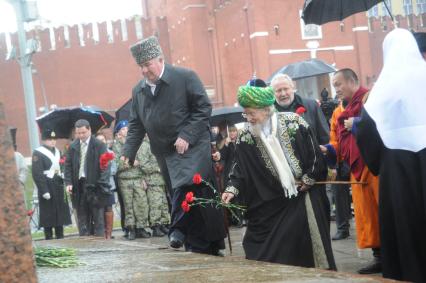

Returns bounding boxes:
[36,106,114,139]
[267,59,336,82]
[114,99,132,132]
[302,0,392,25]
[210,106,245,127]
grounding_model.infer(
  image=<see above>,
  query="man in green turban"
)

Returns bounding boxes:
[221,84,336,269]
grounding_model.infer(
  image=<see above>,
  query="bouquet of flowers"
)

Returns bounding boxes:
[181,173,246,220]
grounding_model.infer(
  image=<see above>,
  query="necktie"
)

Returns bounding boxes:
[79,141,87,178]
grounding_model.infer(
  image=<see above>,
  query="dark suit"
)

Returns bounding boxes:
[64,136,110,236]
[123,64,225,253]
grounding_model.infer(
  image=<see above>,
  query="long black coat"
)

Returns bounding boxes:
[32,146,71,228]
[356,109,426,282]
[123,64,214,189]
[64,136,110,208]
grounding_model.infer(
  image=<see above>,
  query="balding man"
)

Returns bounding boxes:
[271,74,330,144]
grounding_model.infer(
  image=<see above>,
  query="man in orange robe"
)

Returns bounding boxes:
[331,68,381,274]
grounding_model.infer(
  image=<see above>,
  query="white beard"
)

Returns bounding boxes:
[248,118,271,137]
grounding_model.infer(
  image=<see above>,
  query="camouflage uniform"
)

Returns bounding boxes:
[139,139,171,226]
[113,139,149,229]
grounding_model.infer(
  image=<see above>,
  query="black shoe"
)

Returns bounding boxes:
[332,231,349,240]
[357,260,382,274]
[169,230,184,249]
[55,226,64,239]
[136,228,151,238]
[159,224,169,235]
[128,227,136,240]
[44,227,53,240]
[151,225,165,237]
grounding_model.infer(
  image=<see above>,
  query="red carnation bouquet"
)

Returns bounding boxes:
[295,106,306,115]
[180,173,246,220]
[100,152,115,171]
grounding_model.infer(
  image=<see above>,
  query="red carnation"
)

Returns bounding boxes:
[59,156,66,165]
[295,106,306,115]
[181,200,190,212]
[100,152,115,170]
[185,192,194,203]
[193,173,202,185]
[27,209,34,217]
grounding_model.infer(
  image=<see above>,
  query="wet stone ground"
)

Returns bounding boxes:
[36,221,393,283]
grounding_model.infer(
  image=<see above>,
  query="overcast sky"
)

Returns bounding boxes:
[0,0,142,33]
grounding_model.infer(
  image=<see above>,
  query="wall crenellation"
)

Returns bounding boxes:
[0,16,147,61]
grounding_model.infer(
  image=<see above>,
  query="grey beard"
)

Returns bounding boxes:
[248,118,271,137]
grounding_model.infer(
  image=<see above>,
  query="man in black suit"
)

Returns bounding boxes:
[64,119,111,237]
[122,36,225,255]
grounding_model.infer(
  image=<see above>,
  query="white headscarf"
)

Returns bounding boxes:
[365,28,426,152]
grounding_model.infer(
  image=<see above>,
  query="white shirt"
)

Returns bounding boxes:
[146,63,165,95]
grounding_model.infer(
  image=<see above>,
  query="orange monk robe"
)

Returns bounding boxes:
[351,168,380,249]
[329,104,344,161]
[330,104,380,248]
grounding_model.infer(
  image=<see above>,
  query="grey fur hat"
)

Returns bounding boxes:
[130,36,163,65]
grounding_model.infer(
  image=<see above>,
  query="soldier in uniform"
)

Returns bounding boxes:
[139,136,170,237]
[113,121,151,240]
[32,128,71,239]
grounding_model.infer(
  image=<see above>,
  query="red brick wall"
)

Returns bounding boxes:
[1,0,425,155]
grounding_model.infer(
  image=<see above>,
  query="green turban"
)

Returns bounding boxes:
[237,86,275,108]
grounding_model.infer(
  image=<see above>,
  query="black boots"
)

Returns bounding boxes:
[136,228,152,238]
[55,226,64,239]
[128,226,136,240]
[332,230,349,240]
[358,248,382,274]
[151,225,166,237]
[44,227,53,240]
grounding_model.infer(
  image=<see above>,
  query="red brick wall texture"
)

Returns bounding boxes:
[0,0,425,155]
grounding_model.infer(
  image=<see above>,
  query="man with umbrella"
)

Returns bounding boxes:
[122,36,225,255]
[32,128,71,239]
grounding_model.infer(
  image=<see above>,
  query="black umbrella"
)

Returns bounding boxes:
[36,106,115,139]
[114,99,132,132]
[267,59,336,82]
[210,106,245,127]
[302,0,392,25]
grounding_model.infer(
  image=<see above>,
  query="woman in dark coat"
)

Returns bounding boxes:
[32,129,71,240]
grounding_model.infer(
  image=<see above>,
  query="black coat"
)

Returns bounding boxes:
[275,94,330,144]
[123,64,214,189]
[64,136,110,208]
[356,109,426,282]
[32,146,71,228]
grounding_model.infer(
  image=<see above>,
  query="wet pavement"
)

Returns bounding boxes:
[36,220,392,283]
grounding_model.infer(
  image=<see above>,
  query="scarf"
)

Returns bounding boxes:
[337,86,368,181]
[250,113,298,198]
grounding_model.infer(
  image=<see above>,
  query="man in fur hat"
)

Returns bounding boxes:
[122,36,225,255]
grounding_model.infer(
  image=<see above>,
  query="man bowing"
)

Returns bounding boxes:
[122,36,225,255]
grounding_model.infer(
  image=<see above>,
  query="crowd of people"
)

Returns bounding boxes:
[25,28,426,282]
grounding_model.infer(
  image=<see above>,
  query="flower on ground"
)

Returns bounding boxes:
[181,200,190,212]
[193,173,202,185]
[185,192,194,203]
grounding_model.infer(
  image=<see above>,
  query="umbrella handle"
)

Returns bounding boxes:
[383,1,395,26]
